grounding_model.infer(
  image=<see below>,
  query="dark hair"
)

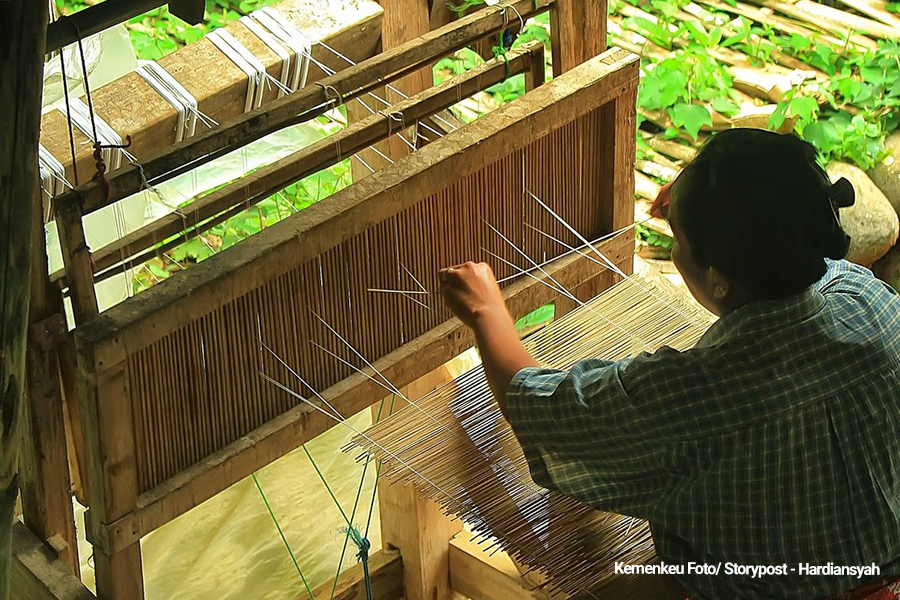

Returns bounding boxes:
[670,128,855,300]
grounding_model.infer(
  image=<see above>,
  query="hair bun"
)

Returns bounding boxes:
[828,177,855,209]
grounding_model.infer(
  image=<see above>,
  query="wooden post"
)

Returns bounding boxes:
[57,198,143,599]
[550,0,607,76]
[375,367,462,600]
[350,0,433,182]
[0,1,49,595]
[20,199,80,576]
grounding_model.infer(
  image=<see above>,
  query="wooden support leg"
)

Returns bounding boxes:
[599,86,638,278]
[375,367,462,600]
[93,544,143,600]
[20,196,80,576]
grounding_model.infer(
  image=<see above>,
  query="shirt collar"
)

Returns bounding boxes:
[696,287,826,348]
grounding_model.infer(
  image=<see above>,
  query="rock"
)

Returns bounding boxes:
[869,131,900,218]
[873,243,900,293]
[827,161,900,267]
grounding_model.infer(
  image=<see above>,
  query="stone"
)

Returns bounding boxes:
[869,131,900,218]
[827,161,900,267]
[873,243,900,293]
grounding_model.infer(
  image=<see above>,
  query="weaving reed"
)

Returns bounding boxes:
[346,273,716,597]
[126,109,606,493]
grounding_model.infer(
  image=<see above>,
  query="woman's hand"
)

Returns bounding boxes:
[439,262,508,329]
[438,261,538,419]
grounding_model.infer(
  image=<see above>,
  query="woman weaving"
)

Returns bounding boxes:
[438,129,900,600]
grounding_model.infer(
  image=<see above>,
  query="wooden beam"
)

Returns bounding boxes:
[11,522,95,600]
[56,0,552,216]
[451,531,687,600]
[64,43,543,282]
[0,0,48,594]
[306,549,403,600]
[449,534,549,600]
[376,368,463,600]
[40,0,383,197]
[94,233,631,555]
[77,48,640,367]
[20,197,79,576]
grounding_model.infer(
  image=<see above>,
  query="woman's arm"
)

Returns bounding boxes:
[439,262,539,419]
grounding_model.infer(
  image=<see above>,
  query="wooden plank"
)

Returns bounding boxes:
[72,43,543,281]
[39,0,384,194]
[11,522,95,600]
[0,0,48,595]
[376,368,463,600]
[306,549,403,600]
[600,85,638,271]
[58,0,552,216]
[449,534,548,600]
[21,197,79,576]
[77,48,640,368]
[95,233,632,554]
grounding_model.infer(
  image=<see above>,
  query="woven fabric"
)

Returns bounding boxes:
[506,260,900,600]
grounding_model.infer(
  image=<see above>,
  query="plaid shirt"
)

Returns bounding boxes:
[507,260,900,600]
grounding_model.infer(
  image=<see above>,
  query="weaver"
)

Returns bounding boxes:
[351,129,900,600]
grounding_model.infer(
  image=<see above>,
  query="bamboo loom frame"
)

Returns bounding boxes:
[36,3,639,600]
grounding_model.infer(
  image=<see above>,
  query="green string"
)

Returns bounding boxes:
[364,394,396,539]
[252,472,316,600]
[327,395,394,600]
[304,445,353,528]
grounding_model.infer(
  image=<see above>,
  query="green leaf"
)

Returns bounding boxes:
[788,95,818,124]
[802,120,840,154]
[683,21,709,46]
[711,97,740,117]
[668,103,712,141]
[148,263,170,279]
[768,101,789,131]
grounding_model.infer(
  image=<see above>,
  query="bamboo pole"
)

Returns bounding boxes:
[0,1,49,595]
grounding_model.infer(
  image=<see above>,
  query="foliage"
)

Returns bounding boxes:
[638,47,738,141]
[56,0,281,60]
[635,222,673,250]
[132,115,351,292]
[610,0,898,167]
[514,304,555,332]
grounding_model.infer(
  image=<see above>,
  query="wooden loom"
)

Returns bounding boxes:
[30,2,642,600]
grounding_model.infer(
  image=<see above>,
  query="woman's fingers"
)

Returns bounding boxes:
[650,181,674,219]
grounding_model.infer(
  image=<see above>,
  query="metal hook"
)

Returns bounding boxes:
[316,82,342,107]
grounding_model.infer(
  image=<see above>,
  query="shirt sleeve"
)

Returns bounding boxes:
[504,357,668,517]
[815,259,899,297]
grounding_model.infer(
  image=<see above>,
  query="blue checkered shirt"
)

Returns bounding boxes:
[507,260,900,600]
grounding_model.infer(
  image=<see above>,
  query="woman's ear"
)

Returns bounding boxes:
[709,267,730,300]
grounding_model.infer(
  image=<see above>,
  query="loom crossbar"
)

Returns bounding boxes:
[53,42,545,287]
[53,0,554,216]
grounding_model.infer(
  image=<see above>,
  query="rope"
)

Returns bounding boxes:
[251,472,317,600]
